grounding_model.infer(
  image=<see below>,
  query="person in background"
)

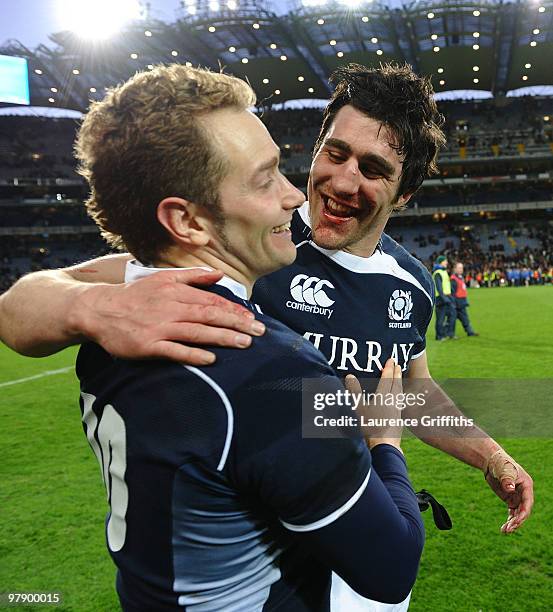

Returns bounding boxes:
[432,255,456,340]
[450,262,478,338]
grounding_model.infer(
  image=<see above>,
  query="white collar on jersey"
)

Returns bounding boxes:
[298,201,385,270]
[297,202,432,305]
[125,260,248,300]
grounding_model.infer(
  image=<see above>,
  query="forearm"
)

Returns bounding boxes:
[304,446,423,603]
[406,378,500,470]
[0,270,102,356]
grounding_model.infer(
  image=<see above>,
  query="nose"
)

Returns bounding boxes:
[281,173,305,210]
[331,158,361,197]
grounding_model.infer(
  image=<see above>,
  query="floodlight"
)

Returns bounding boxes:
[437,67,444,73]
[376,49,383,55]
[57,0,143,40]
[274,89,280,95]
[525,63,532,68]
[439,80,445,85]
[209,1,219,11]
[533,28,540,34]
[49,97,55,103]
[227,0,237,8]
[263,78,269,84]
[473,78,479,83]
[308,87,314,93]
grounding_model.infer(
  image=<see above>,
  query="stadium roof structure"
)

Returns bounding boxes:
[1,0,552,110]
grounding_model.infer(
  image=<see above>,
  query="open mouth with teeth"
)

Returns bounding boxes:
[272,220,292,234]
[322,196,362,220]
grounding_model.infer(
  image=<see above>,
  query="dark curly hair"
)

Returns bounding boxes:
[314,63,446,201]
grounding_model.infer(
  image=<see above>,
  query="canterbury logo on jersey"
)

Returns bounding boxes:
[286,274,335,319]
[388,289,413,328]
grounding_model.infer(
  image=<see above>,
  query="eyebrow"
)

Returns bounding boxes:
[324,137,396,176]
[252,155,280,178]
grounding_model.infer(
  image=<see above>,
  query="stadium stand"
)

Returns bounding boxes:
[0,0,552,293]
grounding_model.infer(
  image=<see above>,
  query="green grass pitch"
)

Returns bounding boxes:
[1,286,552,611]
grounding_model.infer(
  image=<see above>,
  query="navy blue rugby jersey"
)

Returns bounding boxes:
[252,203,435,378]
[76,268,373,612]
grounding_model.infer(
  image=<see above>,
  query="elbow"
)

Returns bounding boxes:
[345,527,425,603]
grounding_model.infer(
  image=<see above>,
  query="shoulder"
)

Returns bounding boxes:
[381,233,434,303]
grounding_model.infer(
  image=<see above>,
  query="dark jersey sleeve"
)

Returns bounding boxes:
[301,444,424,604]
[228,348,424,603]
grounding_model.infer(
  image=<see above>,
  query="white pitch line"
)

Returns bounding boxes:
[0,366,73,388]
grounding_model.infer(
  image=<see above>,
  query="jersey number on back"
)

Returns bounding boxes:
[81,392,129,552]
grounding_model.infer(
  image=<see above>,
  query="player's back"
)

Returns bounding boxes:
[76,283,363,612]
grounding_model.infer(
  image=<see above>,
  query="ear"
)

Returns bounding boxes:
[393,190,414,211]
[156,197,210,247]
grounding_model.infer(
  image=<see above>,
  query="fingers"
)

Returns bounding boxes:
[151,341,216,366]
[501,477,516,493]
[377,359,402,395]
[376,358,396,395]
[508,477,534,531]
[171,268,225,286]
[172,283,254,317]
[169,304,265,337]
[345,373,362,394]
[391,361,403,397]
[162,322,257,349]
[500,474,534,533]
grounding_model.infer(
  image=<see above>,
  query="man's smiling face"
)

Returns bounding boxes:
[307,105,413,256]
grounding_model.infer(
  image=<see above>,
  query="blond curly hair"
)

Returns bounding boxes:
[75,64,256,262]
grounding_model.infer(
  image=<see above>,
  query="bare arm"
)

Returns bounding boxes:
[0,254,265,364]
[407,352,533,532]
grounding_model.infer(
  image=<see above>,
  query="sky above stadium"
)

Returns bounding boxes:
[0,0,212,49]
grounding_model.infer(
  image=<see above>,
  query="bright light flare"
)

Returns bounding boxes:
[58,0,142,40]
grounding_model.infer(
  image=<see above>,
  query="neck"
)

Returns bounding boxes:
[154,247,255,298]
[342,216,387,258]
